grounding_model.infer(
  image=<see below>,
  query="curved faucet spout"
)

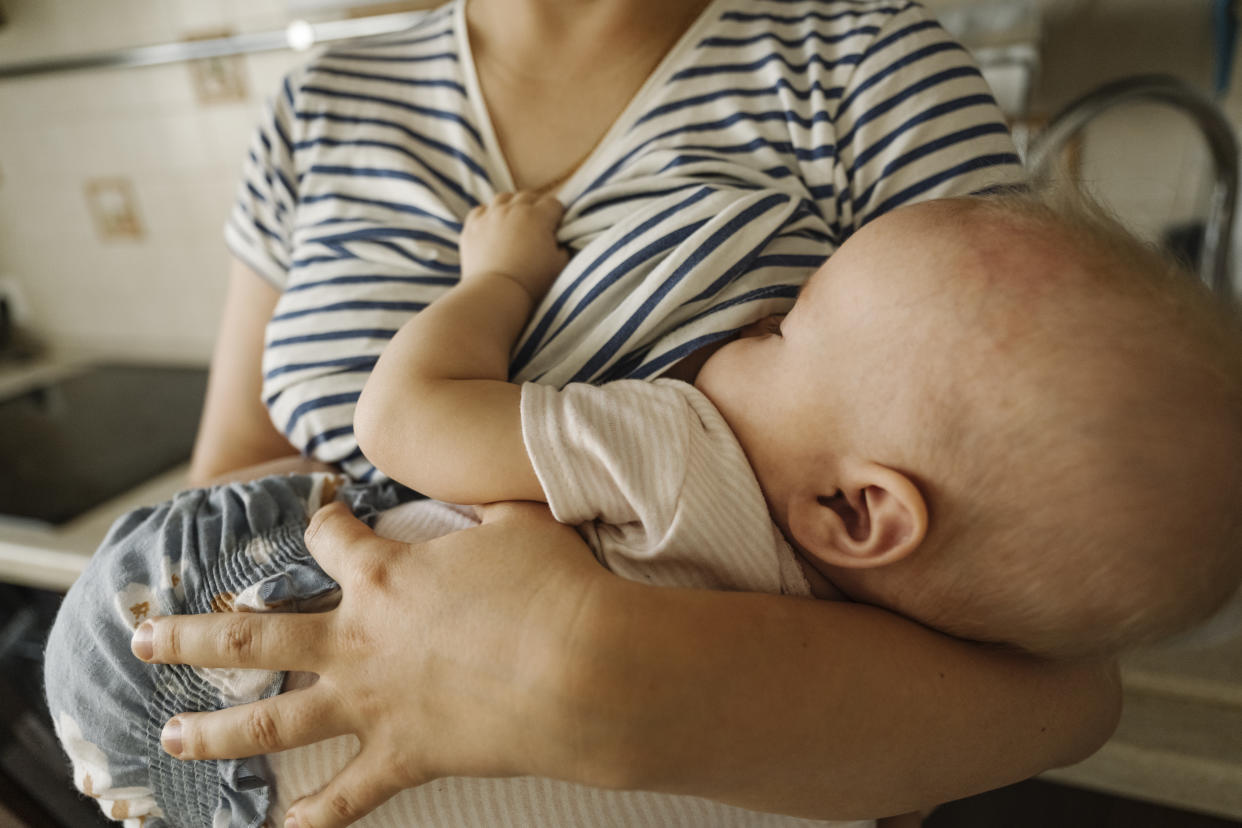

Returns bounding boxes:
[1027,74,1238,297]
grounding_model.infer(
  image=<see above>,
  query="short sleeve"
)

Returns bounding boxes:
[223,71,304,289]
[520,380,693,533]
[830,4,1025,233]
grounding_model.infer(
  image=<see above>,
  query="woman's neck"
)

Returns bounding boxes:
[467,0,710,76]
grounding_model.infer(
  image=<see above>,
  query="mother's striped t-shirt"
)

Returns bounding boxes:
[224,0,1023,482]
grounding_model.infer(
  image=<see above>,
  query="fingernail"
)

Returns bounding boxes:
[285,816,300,828]
[131,621,154,661]
[162,718,183,757]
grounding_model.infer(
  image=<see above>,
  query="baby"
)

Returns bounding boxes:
[356,187,1242,659]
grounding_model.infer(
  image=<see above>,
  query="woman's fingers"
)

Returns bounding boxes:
[163,687,350,760]
[285,747,409,828]
[303,501,400,587]
[133,610,327,672]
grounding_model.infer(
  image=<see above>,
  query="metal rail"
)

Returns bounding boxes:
[1027,74,1239,297]
[0,11,426,80]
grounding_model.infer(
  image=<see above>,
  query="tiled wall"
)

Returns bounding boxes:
[0,1,308,362]
[1029,0,1241,284]
[0,0,1238,367]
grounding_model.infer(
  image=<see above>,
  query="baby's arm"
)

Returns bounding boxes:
[355,191,569,504]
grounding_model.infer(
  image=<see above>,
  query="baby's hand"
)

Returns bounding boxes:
[460,191,569,301]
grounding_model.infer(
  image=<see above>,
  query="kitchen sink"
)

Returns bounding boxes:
[0,362,207,525]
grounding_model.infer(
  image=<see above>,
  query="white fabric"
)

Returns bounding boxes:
[522,378,810,597]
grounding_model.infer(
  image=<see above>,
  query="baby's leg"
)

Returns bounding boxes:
[42,473,411,828]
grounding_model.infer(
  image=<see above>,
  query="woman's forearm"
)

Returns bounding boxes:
[563,579,1121,819]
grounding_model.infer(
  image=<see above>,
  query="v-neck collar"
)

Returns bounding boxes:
[454,0,725,204]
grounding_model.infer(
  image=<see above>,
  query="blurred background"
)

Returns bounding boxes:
[0,0,1240,825]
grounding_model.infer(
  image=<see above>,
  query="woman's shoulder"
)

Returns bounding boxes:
[275,1,465,108]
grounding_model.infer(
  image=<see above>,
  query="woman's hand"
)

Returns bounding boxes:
[131,500,1122,826]
[131,500,605,828]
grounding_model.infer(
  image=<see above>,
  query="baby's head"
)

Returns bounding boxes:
[696,188,1242,659]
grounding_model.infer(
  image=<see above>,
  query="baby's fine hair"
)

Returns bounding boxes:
[900,184,1242,659]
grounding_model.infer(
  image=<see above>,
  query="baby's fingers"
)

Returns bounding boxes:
[163,687,350,760]
[533,192,565,222]
[285,747,410,828]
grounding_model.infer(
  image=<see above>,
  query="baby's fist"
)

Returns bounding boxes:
[460,192,569,300]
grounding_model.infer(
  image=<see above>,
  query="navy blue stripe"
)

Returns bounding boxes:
[852,122,1011,213]
[309,64,466,96]
[265,355,378,381]
[835,43,971,124]
[300,84,484,146]
[808,183,835,201]
[568,194,789,384]
[308,225,457,251]
[252,217,284,246]
[699,25,881,50]
[629,284,804,379]
[258,114,298,208]
[860,19,942,62]
[863,153,1022,220]
[295,114,491,184]
[304,424,356,454]
[299,192,462,231]
[851,90,997,169]
[290,254,352,269]
[512,187,715,370]
[576,185,699,218]
[834,66,978,150]
[719,5,912,26]
[271,300,427,323]
[280,391,361,435]
[590,135,832,193]
[550,221,707,352]
[287,239,457,274]
[670,51,862,82]
[684,194,792,303]
[335,446,369,471]
[303,147,481,207]
[749,253,828,269]
[628,332,731,379]
[284,274,457,293]
[272,112,295,159]
[636,80,844,127]
[247,149,293,216]
[268,328,399,348]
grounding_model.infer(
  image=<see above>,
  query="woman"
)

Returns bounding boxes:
[46,0,1121,826]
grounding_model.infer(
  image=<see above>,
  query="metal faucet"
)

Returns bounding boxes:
[1026,74,1239,297]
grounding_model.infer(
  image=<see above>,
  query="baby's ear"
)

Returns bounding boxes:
[788,461,927,570]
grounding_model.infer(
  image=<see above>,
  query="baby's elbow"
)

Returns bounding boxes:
[353,384,385,466]
[353,382,408,478]
[354,382,436,491]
